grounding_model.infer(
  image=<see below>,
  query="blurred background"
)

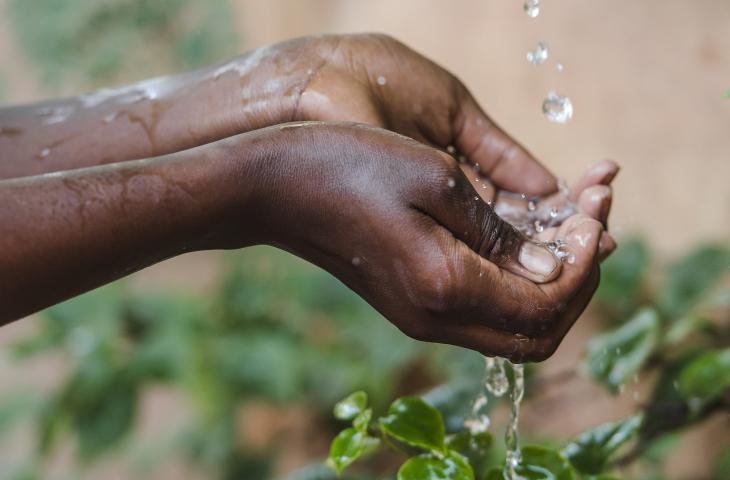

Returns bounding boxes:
[0,1,728,479]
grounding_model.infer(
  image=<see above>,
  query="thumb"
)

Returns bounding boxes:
[423,164,561,283]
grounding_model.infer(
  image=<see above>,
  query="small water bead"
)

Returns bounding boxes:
[542,92,574,124]
[526,41,549,65]
[556,63,565,72]
[376,75,387,86]
[351,257,361,266]
[534,220,544,233]
[524,0,540,18]
[527,199,537,212]
[549,207,559,219]
[39,148,50,158]
[447,178,456,188]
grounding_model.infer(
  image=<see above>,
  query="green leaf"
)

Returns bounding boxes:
[677,348,730,414]
[353,408,372,432]
[562,415,643,474]
[334,391,367,421]
[584,308,660,392]
[485,446,575,480]
[327,427,367,475]
[595,237,649,315]
[658,245,730,317]
[380,397,446,453]
[397,451,474,480]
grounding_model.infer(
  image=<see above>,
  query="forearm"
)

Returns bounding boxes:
[0,41,313,180]
[0,135,262,324]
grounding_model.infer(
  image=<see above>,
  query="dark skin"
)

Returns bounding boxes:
[0,34,617,362]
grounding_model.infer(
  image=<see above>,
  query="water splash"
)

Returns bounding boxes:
[504,363,525,480]
[542,92,574,124]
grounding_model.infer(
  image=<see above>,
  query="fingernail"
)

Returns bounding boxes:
[519,242,559,276]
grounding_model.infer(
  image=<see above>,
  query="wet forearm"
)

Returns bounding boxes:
[0,45,306,180]
[0,136,262,324]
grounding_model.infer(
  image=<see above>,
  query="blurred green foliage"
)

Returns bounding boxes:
[1,247,479,479]
[8,0,238,88]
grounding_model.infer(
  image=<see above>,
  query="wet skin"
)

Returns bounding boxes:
[0,34,618,362]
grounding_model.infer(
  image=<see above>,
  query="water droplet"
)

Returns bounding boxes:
[447,178,456,188]
[39,148,51,158]
[351,257,361,266]
[446,145,456,154]
[527,199,537,211]
[524,0,540,17]
[526,41,549,65]
[549,207,559,218]
[567,253,576,264]
[534,220,544,233]
[376,75,387,86]
[542,92,574,124]
[475,196,480,201]
[556,62,565,72]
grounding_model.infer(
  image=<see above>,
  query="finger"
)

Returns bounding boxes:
[418,166,561,283]
[527,266,601,362]
[570,160,620,201]
[454,87,558,196]
[539,214,604,301]
[577,184,612,227]
[598,231,617,262]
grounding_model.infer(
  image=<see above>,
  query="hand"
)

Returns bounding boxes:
[218,122,607,362]
[215,34,617,259]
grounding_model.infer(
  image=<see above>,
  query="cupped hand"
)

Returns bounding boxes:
[213,33,617,258]
[219,122,606,362]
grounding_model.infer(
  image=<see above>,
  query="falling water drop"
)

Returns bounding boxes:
[542,92,574,124]
[526,41,549,65]
[524,0,540,18]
